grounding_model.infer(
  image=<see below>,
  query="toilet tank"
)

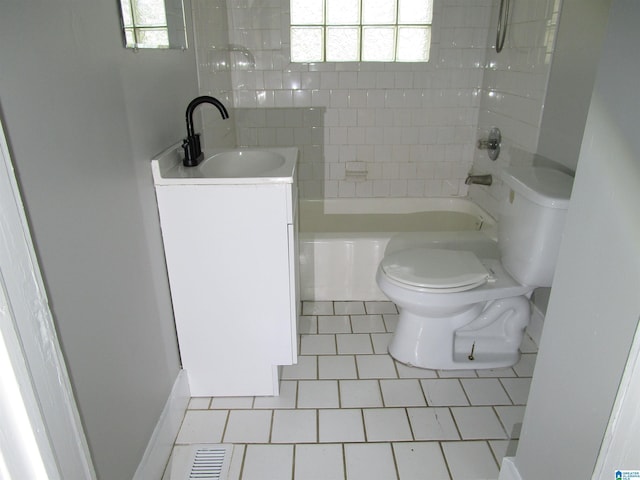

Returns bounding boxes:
[498,166,574,287]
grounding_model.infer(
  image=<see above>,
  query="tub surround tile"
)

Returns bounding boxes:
[221,0,500,201]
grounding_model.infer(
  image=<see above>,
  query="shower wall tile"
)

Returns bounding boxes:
[469,0,561,219]
[191,0,237,150]
[213,0,493,200]
[193,0,559,205]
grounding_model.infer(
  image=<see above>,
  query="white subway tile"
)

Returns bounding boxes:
[348,90,368,108]
[338,180,356,197]
[273,89,293,107]
[196,0,553,201]
[293,89,311,107]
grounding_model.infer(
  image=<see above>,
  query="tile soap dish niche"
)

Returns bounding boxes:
[345,162,368,181]
[208,44,255,72]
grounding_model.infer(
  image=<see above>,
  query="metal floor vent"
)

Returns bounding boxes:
[170,444,233,480]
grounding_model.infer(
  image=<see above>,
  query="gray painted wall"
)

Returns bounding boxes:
[537,0,612,171]
[514,0,640,477]
[0,1,198,478]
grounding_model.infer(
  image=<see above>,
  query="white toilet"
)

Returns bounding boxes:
[376,166,574,370]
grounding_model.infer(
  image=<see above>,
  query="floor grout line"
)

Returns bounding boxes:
[170,300,537,480]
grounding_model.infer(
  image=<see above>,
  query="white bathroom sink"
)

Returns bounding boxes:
[198,150,286,178]
[151,144,298,185]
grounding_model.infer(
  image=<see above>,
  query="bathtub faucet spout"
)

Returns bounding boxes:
[465,174,493,186]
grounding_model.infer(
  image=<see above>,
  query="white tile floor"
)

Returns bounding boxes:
[168,301,538,480]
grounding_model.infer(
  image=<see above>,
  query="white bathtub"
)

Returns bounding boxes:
[298,197,498,301]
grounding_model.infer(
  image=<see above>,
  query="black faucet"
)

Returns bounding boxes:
[182,96,229,167]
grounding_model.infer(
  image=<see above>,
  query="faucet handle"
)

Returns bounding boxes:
[477,127,501,161]
[477,138,499,149]
[182,138,194,166]
[182,134,204,167]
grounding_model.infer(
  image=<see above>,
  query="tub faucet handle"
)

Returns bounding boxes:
[477,127,501,161]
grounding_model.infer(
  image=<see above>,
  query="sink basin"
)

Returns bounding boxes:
[199,150,286,178]
[152,145,298,185]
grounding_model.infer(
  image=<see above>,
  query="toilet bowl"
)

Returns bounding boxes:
[376,165,574,370]
[377,249,532,369]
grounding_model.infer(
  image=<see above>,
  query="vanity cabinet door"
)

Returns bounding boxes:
[155,182,298,396]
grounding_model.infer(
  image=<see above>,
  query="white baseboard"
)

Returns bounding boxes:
[498,457,523,480]
[133,370,190,480]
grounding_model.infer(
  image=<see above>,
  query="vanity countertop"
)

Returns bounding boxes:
[151,142,297,186]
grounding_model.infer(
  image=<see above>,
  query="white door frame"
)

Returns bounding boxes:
[592,316,640,477]
[0,116,96,479]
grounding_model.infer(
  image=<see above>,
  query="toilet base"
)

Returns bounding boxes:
[388,296,530,370]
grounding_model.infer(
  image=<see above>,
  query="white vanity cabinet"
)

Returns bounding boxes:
[152,145,299,397]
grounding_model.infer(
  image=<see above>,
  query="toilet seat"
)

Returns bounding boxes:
[380,248,490,293]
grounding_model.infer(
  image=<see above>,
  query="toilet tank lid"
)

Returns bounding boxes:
[501,166,574,209]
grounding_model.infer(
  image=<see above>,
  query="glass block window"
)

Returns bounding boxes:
[290,0,433,62]
[120,0,170,48]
